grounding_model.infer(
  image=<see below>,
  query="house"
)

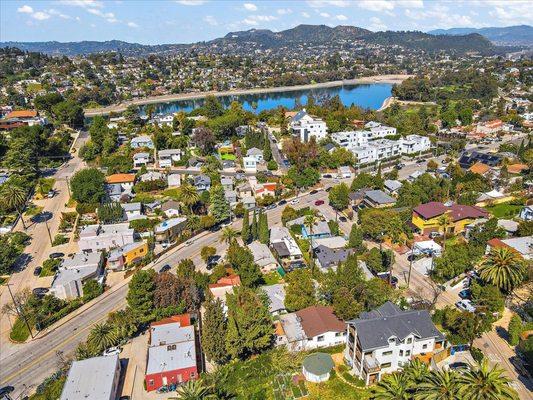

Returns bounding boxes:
[260,284,287,315]
[242,196,256,210]
[133,152,151,168]
[107,241,149,271]
[60,355,121,400]
[249,241,278,273]
[193,175,211,192]
[287,217,331,239]
[476,119,504,135]
[399,135,431,154]
[345,302,446,385]
[246,147,264,162]
[50,251,104,300]
[78,223,135,252]
[153,114,174,127]
[475,190,514,207]
[105,183,123,202]
[507,163,528,175]
[365,121,397,137]
[140,171,165,182]
[145,315,198,392]
[469,162,491,176]
[486,236,532,260]
[154,217,187,243]
[458,151,502,169]
[277,305,346,351]
[242,156,258,171]
[224,190,238,205]
[158,149,182,168]
[130,135,154,149]
[236,182,253,199]
[208,274,241,308]
[105,173,136,192]
[338,166,352,179]
[121,202,143,221]
[270,226,303,269]
[412,240,442,257]
[412,202,488,235]
[408,170,424,182]
[311,236,348,250]
[383,180,402,196]
[161,200,181,217]
[290,109,328,143]
[363,190,396,208]
[314,245,353,271]
[167,173,181,188]
[221,177,234,191]
[349,188,372,208]
[519,205,533,221]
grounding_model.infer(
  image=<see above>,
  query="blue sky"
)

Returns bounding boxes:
[1,0,531,44]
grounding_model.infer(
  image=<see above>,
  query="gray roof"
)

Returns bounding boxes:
[348,302,445,351]
[133,152,150,159]
[260,284,286,314]
[384,179,402,192]
[194,174,211,186]
[303,353,334,376]
[349,188,371,201]
[291,109,308,123]
[60,355,119,400]
[365,190,396,205]
[246,147,263,156]
[121,202,141,212]
[158,148,181,156]
[315,245,352,270]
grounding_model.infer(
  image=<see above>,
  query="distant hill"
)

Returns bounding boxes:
[428,25,533,46]
[0,24,500,56]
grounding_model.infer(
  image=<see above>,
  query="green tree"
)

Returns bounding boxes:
[263,134,272,161]
[258,212,269,245]
[508,314,523,346]
[241,210,250,244]
[201,246,216,264]
[0,184,28,229]
[225,286,273,360]
[201,298,229,365]
[220,227,238,245]
[438,214,451,252]
[87,323,119,354]
[458,359,518,400]
[284,269,316,312]
[251,210,258,240]
[209,185,230,223]
[478,248,524,293]
[178,183,200,214]
[70,168,106,204]
[328,183,350,215]
[175,379,211,400]
[126,269,156,322]
[51,100,84,127]
[372,373,411,400]
[203,95,224,118]
[348,224,365,254]
[415,370,458,400]
[82,280,103,302]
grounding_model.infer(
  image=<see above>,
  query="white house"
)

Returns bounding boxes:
[369,139,402,160]
[519,205,533,221]
[338,166,352,179]
[242,156,258,171]
[290,109,328,143]
[246,147,264,162]
[78,223,135,252]
[400,135,431,154]
[133,152,151,168]
[331,130,369,150]
[158,149,182,168]
[153,114,174,127]
[345,302,446,385]
[121,202,143,221]
[365,121,397,138]
[352,146,378,165]
[130,135,154,149]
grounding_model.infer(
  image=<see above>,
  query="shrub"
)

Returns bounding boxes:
[76,202,98,215]
[52,234,69,247]
[470,347,484,363]
[267,160,278,171]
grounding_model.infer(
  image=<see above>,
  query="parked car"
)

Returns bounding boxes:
[33,266,42,276]
[323,174,332,178]
[314,200,325,206]
[458,289,471,299]
[102,346,121,356]
[429,231,441,239]
[407,253,416,262]
[325,187,332,192]
[310,190,318,194]
[0,386,15,396]
[455,299,476,313]
[265,204,277,210]
[49,252,64,259]
[339,216,347,222]
[47,190,55,198]
[32,287,49,297]
[289,199,299,205]
[207,255,221,270]
[278,200,287,205]
[159,264,171,273]
[185,240,194,246]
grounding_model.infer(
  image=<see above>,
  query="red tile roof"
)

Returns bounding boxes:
[151,313,191,327]
[5,110,37,119]
[296,305,345,338]
[208,274,241,289]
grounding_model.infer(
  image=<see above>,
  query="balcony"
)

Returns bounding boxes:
[363,355,381,374]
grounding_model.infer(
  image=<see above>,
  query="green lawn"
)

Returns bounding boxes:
[220,153,236,161]
[263,271,282,285]
[161,188,180,200]
[306,372,370,400]
[10,318,31,342]
[485,202,522,219]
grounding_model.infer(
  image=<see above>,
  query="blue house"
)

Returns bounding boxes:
[287,217,331,239]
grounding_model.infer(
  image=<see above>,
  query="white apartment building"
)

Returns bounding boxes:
[331,131,369,150]
[400,134,431,154]
[290,109,328,142]
[345,302,446,385]
[352,146,378,164]
[365,121,397,138]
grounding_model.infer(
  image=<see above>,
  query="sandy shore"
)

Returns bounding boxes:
[84,74,412,116]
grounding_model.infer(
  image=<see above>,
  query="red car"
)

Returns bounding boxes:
[314,200,325,206]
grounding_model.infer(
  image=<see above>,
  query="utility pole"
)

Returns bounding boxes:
[44,218,53,245]
[407,253,413,288]
[6,284,34,339]
[65,176,71,198]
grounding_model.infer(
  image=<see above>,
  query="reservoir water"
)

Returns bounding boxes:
[143,83,393,114]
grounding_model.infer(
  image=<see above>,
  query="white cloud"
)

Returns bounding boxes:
[368,16,387,31]
[203,15,218,26]
[320,12,331,18]
[277,8,292,15]
[243,3,258,11]
[395,0,424,8]
[175,0,206,5]
[17,5,33,13]
[243,17,258,25]
[336,14,348,21]
[58,0,103,8]
[127,21,139,28]
[489,3,533,25]
[301,11,311,18]
[357,0,394,12]
[47,9,71,19]
[242,14,277,25]
[32,11,51,20]
[307,0,349,8]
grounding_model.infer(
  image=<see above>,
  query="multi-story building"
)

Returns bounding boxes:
[331,130,369,150]
[399,134,431,154]
[345,302,446,385]
[412,202,488,235]
[107,241,149,271]
[158,149,182,168]
[365,121,397,138]
[290,109,328,143]
[78,223,135,252]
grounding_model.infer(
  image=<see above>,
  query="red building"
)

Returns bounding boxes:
[145,314,198,392]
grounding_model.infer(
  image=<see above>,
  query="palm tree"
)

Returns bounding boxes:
[437,213,451,251]
[478,247,524,293]
[304,213,317,271]
[220,227,238,245]
[404,359,430,383]
[0,184,28,229]
[372,373,411,400]
[458,359,518,400]
[87,323,119,354]
[185,215,201,236]
[178,183,200,214]
[414,370,459,400]
[175,379,211,400]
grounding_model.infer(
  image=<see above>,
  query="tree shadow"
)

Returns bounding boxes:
[13,253,33,272]
[495,326,509,342]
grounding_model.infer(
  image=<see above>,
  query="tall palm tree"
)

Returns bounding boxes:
[220,227,238,245]
[185,215,201,236]
[87,323,119,354]
[0,184,28,229]
[458,359,518,400]
[404,359,430,383]
[372,373,411,400]
[178,183,200,214]
[438,213,451,251]
[478,247,524,293]
[175,379,211,400]
[414,370,459,400]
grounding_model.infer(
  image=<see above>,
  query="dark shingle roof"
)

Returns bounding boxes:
[365,190,396,205]
[315,245,352,270]
[458,151,502,169]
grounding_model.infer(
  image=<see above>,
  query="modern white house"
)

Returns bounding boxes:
[519,205,533,221]
[400,135,431,154]
[290,109,328,143]
[345,302,446,385]
[78,223,135,252]
[242,156,258,171]
[158,149,182,168]
[130,135,154,149]
[153,114,174,127]
[133,152,151,168]
[246,147,264,162]
[121,202,143,221]
[365,121,397,137]
[338,166,352,179]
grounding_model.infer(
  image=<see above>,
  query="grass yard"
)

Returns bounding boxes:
[263,271,282,285]
[485,202,522,219]
[10,317,31,343]
[161,188,180,200]
[220,153,236,161]
[306,373,370,400]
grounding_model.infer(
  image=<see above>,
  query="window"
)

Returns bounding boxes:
[406,338,413,344]
[422,344,428,349]
[382,351,393,356]
[149,380,154,386]
[405,350,411,356]
[317,335,325,342]
[399,350,404,357]
[380,362,392,368]
[335,332,343,337]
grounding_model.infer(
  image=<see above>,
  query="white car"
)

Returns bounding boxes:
[102,346,121,356]
[455,300,476,313]
[289,199,299,205]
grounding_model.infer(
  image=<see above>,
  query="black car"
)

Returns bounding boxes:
[323,174,332,178]
[0,387,14,396]
[32,287,49,297]
[278,200,287,205]
[49,252,64,259]
[33,266,42,276]
[159,264,171,273]
[207,255,221,270]
[310,190,318,194]
[339,216,347,222]
[325,187,332,192]
[407,254,416,262]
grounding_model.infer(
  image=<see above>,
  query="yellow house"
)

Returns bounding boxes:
[412,202,489,235]
[107,241,149,271]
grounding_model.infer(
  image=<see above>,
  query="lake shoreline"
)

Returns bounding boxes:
[84,74,412,116]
